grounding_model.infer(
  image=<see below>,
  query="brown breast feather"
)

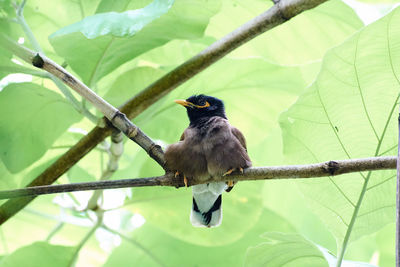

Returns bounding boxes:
[165,117,251,180]
[165,127,209,180]
[201,117,252,177]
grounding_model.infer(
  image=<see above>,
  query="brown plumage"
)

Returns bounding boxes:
[164,95,251,227]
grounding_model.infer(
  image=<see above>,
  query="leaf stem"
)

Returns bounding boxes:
[68,216,102,267]
[336,171,372,266]
[102,224,165,267]
[46,221,65,242]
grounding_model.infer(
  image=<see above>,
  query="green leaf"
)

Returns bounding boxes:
[262,174,337,252]
[317,246,377,267]
[127,181,263,246]
[0,242,75,267]
[0,0,13,17]
[245,232,328,267]
[51,0,174,39]
[23,0,100,56]
[245,232,377,267]
[0,161,17,190]
[207,0,363,65]
[104,66,166,107]
[0,82,81,173]
[103,208,294,267]
[280,4,400,260]
[0,20,28,80]
[49,0,220,85]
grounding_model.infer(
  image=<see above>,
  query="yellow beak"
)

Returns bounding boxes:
[174,99,192,107]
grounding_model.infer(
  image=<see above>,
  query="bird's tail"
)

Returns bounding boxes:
[190,182,227,228]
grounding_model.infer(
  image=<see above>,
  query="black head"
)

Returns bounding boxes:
[175,94,227,125]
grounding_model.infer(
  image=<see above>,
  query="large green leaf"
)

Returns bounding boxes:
[245,232,377,267]
[0,0,13,16]
[207,0,363,65]
[0,82,81,173]
[51,0,174,39]
[21,0,99,59]
[103,209,294,267]
[127,177,263,246]
[0,19,30,80]
[245,232,328,267]
[280,5,400,260]
[49,0,220,85]
[0,242,75,267]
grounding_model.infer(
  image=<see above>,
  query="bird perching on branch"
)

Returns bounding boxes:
[165,95,252,227]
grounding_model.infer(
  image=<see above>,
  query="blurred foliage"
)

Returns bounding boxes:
[0,0,399,266]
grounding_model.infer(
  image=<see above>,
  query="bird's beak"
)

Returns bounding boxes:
[174,99,192,107]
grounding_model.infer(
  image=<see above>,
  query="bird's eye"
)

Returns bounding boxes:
[195,101,210,108]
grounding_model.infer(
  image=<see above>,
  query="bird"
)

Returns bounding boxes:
[164,94,251,228]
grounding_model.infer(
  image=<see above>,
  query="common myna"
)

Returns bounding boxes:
[165,95,252,227]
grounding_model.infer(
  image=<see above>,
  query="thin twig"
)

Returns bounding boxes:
[0,0,329,225]
[0,156,395,199]
[86,130,124,210]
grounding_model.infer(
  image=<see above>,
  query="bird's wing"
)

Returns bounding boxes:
[231,126,247,151]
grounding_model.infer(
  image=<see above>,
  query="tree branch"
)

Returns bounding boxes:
[0,156,395,200]
[0,0,328,225]
[86,130,124,210]
[0,37,165,168]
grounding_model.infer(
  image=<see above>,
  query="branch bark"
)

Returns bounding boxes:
[0,156,395,199]
[0,0,328,225]
[86,130,124,210]
[0,37,165,167]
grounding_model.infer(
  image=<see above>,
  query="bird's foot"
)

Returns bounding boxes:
[223,168,234,176]
[223,167,244,176]
[223,167,244,189]
[174,171,188,187]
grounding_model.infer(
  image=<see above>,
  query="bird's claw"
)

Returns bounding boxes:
[223,167,244,176]
[175,171,188,187]
[227,180,234,187]
[223,168,234,176]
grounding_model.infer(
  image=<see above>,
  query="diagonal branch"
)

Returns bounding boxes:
[0,36,165,167]
[0,156,395,199]
[0,0,328,225]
